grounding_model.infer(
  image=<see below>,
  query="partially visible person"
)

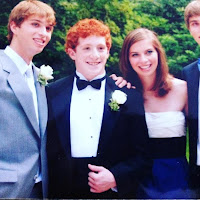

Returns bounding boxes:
[0,0,56,198]
[183,0,200,197]
[119,28,191,198]
[46,18,150,199]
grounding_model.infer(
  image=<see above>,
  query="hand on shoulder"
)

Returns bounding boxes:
[109,74,135,89]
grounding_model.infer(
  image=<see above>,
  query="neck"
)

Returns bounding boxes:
[76,70,106,81]
[10,42,32,65]
[140,76,155,92]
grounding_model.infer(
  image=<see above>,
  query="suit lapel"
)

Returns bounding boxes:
[1,52,40,135]
[51,76,74,157]
[97,76,120,154]
[188,63,199,119]
[33,65,47,138]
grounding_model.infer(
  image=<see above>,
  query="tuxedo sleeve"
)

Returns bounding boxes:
[109,89,152,197]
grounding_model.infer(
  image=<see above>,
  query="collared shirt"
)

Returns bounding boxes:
[4,46,31,75]
[70,71,106,157]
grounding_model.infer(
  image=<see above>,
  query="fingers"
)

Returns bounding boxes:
[88,171,98,180]
[109,74,117,80]
[110,74,129,88]
[115,78,127,88]
[88,174,102,193]
[126,82,131,89]
[88,164,103,172]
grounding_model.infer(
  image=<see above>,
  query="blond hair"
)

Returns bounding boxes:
[184,0,200,29]
[7,0,56,43]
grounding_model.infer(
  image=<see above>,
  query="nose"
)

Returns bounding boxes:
[90,48,100,59]
[39,26,48,37]
[140,54,148,63]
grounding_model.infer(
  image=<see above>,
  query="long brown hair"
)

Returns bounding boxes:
[120,28,172,97]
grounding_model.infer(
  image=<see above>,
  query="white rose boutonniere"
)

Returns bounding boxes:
[109,90,127,111]
[38,65,54,86]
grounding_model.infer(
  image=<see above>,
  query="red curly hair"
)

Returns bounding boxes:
[65,18,111,54]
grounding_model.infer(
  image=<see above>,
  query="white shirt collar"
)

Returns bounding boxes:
[76,70,106,81]
[4,46,33,75]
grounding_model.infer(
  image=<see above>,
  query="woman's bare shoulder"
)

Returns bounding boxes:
[172,78,187,88]
[171,78,187,97]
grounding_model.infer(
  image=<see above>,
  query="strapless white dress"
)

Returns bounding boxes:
[137,111,191,199]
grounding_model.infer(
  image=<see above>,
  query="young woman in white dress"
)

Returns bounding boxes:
[119,28,191,198]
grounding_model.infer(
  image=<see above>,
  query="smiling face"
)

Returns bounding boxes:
[129,39,158,81]
[189,15,200,45]
[68,35,109,80]
[10,15,53,64]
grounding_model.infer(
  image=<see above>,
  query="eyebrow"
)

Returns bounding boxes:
[29,19,54,26]
[189,20,199,23]
[129,48,153,53]
[29,18,41,22]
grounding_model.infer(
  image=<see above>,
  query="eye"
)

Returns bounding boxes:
[193,22,199,26]
[191,22,199,27]
[130,53,138,57]
[146,50,153,55]
[32,22,39,27]
[46,26,53,32]
[83,46,90,50]
[98,46,106,51]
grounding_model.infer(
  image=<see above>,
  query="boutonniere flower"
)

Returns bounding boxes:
[109,90,127,111]
[38,65,54,86]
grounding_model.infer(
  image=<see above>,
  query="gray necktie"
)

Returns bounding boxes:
[25,67,39,122]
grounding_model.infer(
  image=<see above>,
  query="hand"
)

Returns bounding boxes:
[109,74,134,89]
[88,164,117,193]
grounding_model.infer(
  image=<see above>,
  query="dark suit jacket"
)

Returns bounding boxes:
[46,73,151,198]
[182,60,200,187]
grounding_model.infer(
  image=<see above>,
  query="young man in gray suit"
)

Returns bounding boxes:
[0,0,56,198]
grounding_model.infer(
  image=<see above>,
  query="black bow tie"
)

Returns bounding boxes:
[75,74,106,90]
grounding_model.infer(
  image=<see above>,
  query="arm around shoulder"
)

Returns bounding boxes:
[109,88,152,197]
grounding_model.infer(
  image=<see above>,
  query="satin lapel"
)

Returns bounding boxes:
[97,77,120,154]
[51,76,74,158]
[33,65,47,138]
[1,53,40,135]
[188,64,199,119]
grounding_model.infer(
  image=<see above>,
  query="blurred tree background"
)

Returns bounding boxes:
[0,0,198,80]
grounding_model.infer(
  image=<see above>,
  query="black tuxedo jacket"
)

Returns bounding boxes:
[46,73,151,198]
[182,61,200,187]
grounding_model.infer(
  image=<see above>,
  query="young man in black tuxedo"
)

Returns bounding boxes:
[46,18,151,199]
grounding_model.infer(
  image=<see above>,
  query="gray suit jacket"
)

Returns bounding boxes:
[0,50,48,198]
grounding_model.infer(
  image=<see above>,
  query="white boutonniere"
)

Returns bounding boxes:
[38,65,54,86]
[109,90,127,111]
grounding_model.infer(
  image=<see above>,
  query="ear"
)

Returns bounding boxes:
[106,49,110,59]
[68,48,76,60]
[10,21,19,35]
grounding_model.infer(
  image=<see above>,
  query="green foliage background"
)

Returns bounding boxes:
[0,0,198,81]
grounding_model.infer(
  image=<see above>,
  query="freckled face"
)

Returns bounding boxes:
[189,15,200,45]
[68,36,109,80]
[129,39,158,80]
